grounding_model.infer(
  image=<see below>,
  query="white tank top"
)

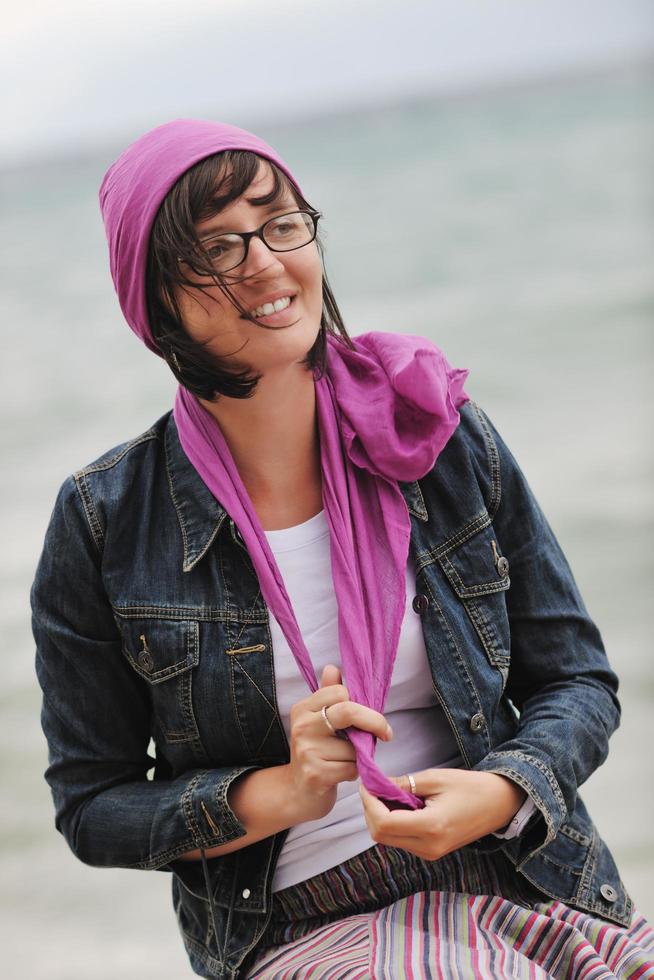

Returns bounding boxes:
[263,508,463,892]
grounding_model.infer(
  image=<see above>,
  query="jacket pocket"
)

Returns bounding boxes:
[114,614,201,744]
[438,525,512,682]
[117,617,199,682]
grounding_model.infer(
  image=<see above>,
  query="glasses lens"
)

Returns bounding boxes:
[200,233,246,274]
[263,211,316,252]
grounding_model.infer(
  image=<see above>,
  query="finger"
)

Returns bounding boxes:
[333,761,359,782]
[310,676,350,711]
[359,783,391,819]
[359,790,439,836]
[368,813,495,859]
[359,787,443,856]
[326,701,393,741]
[365,832,446,861]
[313,760,359,784]
[320,664,342,688]
[319,740,357,763]
[388,768,459,797]
[387,774,417,795]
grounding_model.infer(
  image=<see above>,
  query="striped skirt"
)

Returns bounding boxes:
[245,845,654,979]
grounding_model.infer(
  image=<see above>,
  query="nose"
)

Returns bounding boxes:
[241,234,285,278]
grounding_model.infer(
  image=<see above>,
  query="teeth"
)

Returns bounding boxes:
[251,296,292,318]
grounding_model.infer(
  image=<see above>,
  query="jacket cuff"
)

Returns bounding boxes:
[152,766,256,871]
[184,766,254,845]
[492,795,538,840]
[473,749,568,864]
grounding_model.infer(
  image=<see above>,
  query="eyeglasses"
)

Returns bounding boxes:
[184,209,321,276]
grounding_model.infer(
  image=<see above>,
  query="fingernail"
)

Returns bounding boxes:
[385,725,393,739]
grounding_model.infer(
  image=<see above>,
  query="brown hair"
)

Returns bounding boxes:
[146,150,353,400]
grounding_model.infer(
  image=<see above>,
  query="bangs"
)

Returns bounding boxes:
[195,154,298,223]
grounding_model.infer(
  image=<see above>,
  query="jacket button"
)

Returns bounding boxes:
[469,712,486,733]
[412,594,429,615]
[496,556,510,577]
[137,650,154,673]
[242,888,251,899]
[600,883,618,903]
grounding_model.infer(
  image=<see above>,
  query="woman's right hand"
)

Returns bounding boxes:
[285,664,393,823]
[181,667,393,861]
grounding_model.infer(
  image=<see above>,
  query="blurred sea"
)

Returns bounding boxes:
[1,64,653,978]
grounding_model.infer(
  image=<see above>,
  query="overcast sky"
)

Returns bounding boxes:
[2,0,653,166]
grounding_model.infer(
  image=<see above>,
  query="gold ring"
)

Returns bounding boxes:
[321,704,338,736]
[407,773,417,795]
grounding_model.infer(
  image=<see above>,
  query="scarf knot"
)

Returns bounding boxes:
[327,332,468,481]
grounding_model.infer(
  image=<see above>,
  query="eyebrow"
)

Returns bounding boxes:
[197,198,296,241]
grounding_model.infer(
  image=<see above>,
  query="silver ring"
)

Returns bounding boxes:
[321,704,338,736]
[407,773,417,795]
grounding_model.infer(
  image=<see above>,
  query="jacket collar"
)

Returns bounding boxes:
[165,415,227,572]
[165,413,428,573]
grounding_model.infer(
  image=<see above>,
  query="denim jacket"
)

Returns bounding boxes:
[32,400,631,979]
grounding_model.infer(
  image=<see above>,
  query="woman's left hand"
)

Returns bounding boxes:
[359,769,527,862]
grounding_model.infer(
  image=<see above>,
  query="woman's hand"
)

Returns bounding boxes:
[359,768,527,861]
[286,664,393,823]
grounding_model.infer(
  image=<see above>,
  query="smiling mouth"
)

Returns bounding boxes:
[241,295,299,326]
[250,295,293,318]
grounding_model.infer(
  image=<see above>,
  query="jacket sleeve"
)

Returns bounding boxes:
[470,405,621,859]
[32,475,255,871]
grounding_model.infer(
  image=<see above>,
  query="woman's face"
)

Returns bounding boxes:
[175,162,324,379]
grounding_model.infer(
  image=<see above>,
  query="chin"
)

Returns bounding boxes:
[259,320,322,370]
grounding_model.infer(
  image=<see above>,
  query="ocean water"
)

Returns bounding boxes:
[1,65,652,977]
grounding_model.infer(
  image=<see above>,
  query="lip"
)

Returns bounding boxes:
[241,291,298,325]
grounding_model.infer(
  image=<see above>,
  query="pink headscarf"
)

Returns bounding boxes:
[100,118,469,808]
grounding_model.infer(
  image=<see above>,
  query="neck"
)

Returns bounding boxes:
[199,365,323,529]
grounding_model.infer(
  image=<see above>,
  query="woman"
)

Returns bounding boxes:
[32,119,654,979]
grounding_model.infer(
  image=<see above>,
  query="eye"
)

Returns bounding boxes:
[273,213,301,230]
[198,233,244,271]
[204,233,240,255]
[205,241,228,259]
[265,213,310,243]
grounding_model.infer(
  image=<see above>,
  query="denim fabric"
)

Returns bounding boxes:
[32,400,630,979]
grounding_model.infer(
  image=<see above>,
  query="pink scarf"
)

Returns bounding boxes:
[100,119,469,808]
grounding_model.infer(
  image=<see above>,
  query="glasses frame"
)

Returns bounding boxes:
[186,209,322,276]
